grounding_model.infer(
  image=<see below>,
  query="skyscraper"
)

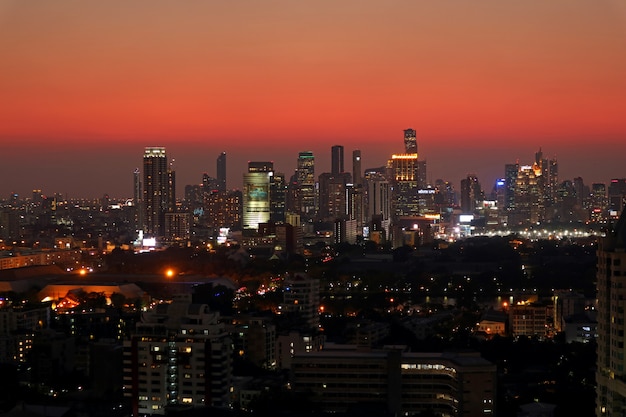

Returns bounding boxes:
[217,151,227,192]
[331,145,344,175]
[389,154,419,218]
[404,128,417,153]
[460,174,482,213]
[352,150,362,187]
[133,168,143,232]
[596,208,626,416]
[297,151,316,220]
[143,147,169,237]
[243,161,273,232]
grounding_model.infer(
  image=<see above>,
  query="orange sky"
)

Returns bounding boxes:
[1,0,626,197]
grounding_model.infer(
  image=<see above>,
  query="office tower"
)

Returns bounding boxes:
[504,163,519,211]
[216,151,226,192]
[364,169,391,241]
[243,162,273,232]
[297,151,316,220]
[331,145,344,175]
[167,160,176,213]
[460,174,482,213]
[352,150,362,187]
[596,209,626,416]
[133,168,143,232]
[417,159,427,189]
[390,154,419,218]
[590,183,608,222]
[270,172,287,223]
[317,172,351,221]
[123,295,232,416]
[608,179,626,214]
[205,189,242,229]
[573,177,589,213]
[404,128,417,153]
[143,147,169,237]
[512,164,544,225]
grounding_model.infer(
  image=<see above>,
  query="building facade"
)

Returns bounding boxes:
[123,295,233,416]
[596,209,626,416]
[291,347,496,416]
[143,147,169,237]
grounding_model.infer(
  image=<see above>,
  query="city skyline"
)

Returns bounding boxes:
[1,1,626,198]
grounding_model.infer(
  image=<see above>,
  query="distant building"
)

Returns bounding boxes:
[216,151,227,192]
[243,162,273,232]
[331,145,344,175]
[143,147,169,237]
[165,212,190,243]
[296,151,316,221]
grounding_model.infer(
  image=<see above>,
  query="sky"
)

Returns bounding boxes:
[1,0,626,199]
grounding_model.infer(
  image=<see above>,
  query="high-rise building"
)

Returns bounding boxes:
[331,145,344,175]
[389,154,419,218]
[216,151,226,192]
[596,209,626,416]
[270,172,287,224]
[297,151,316,221]
[143,147,169,237]
[590,183,608,222]
[404,128,417,153]
[243,162,273,232]
[133,168,143,232]
[123,295,233,416]
[205,190,242,229]
[608,179,626,215]
[460,174,482,213]
[352,150,362,187]
[512,164,544,225]
[317,172,351,221]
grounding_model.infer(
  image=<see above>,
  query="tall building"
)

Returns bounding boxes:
[608,179,626,215]
[123,295,232,416]
[512,164,544,225]
[133,168,143,232]
[242,162,273,232]
[270,171,287,224]
[596,208,626,416]
[460,174,482,213]
[331,145,344,175]
[404,128,417,153]
[216,151,227,192]
[390,154,419,218]
[143,147,169,237]
[205,189,242,230]
[352,150,362,187]
[317,172,350,221]
[590,183,608,222]
[502,163,519,223]
[297,151,316,221]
